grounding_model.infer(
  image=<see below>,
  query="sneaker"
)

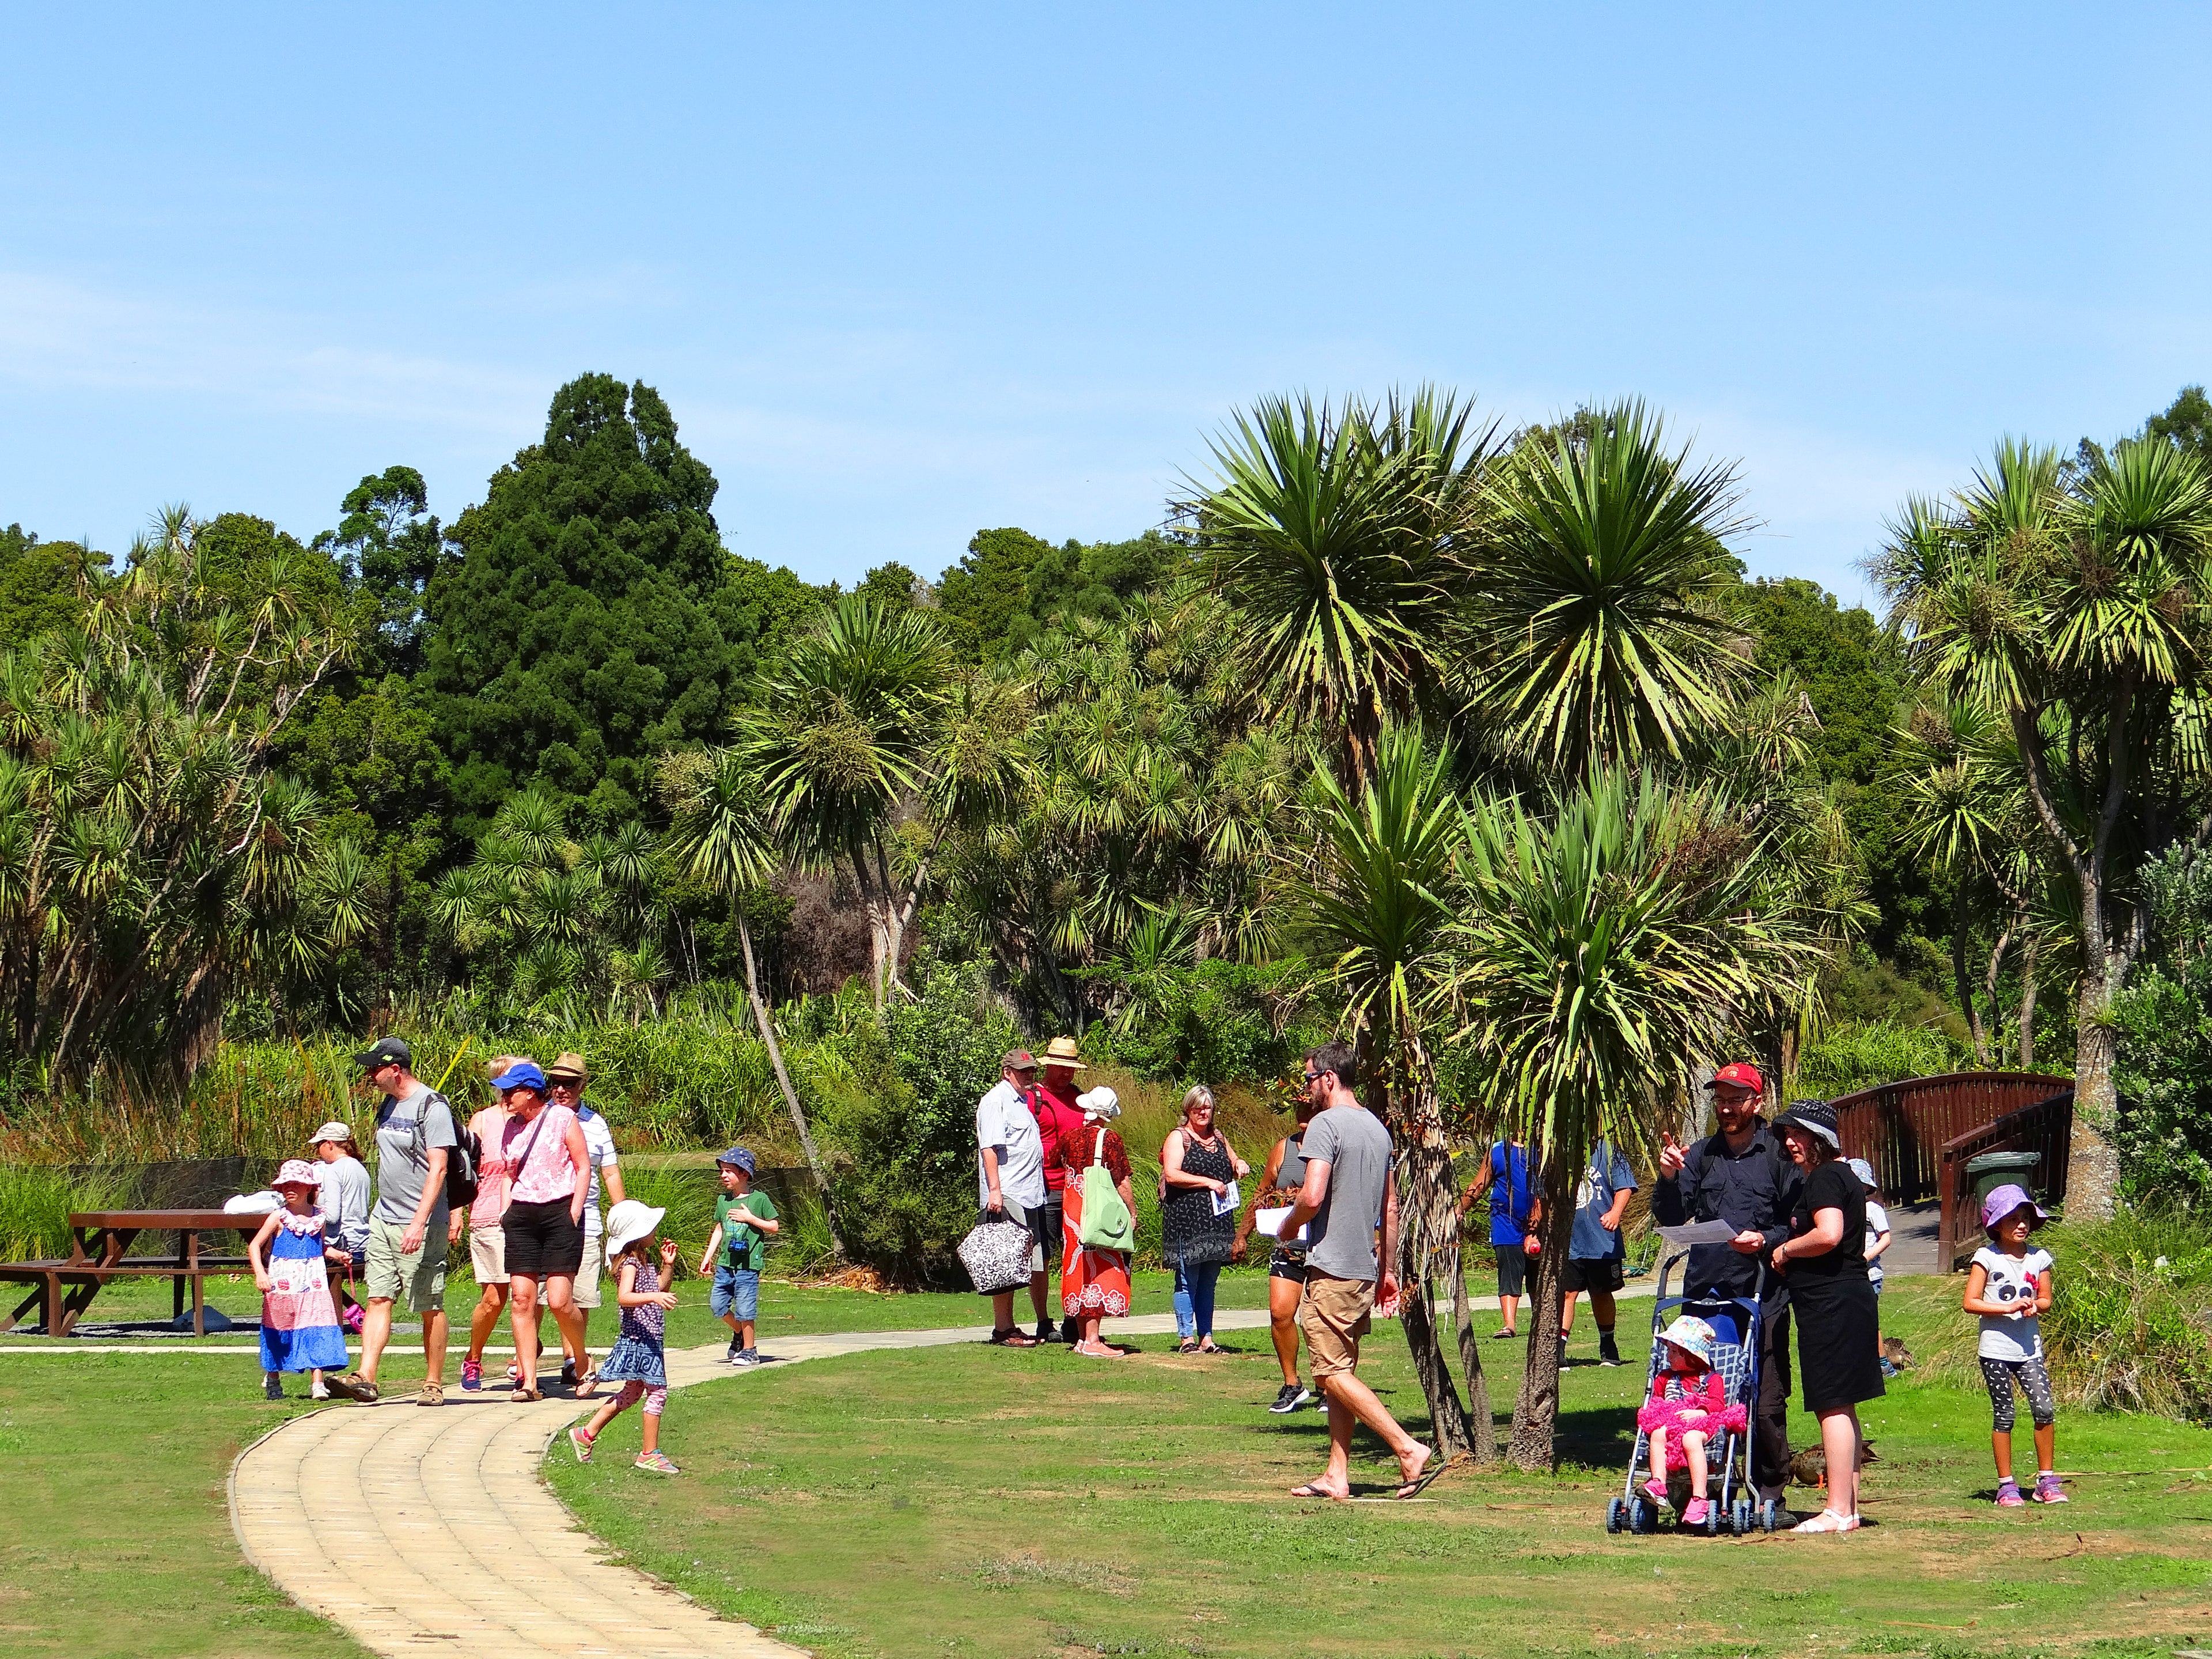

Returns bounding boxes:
[1291,1385,1320,1410]
[1599,1334,1622,1368]
[1995,1479,2025,1508]
[1642,1478,1669,1505]
[733,1349,762,1368]
[1880,1358,1899,1380]
[634,1449,680,1474]
[568,1426,594,1464]
[1035,1321,1060,1344]
[2032,1474,2068,1505]
[264,1376,285,1400]
[461,1359,484,1392]
[310,1380,330,1400]
[1268,1382,1304,1414]
[1680,1497,1712,1528]
[1059,1319,1080,1345]
[725,1336,743,1363]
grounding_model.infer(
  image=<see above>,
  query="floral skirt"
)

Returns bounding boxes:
[1059,1175,1131,1317]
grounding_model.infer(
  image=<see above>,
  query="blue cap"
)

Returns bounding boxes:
[491,1060,547,1092]
[716,1146,756,1175]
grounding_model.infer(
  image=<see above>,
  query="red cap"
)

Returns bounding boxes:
[1706,1062,1764,1093]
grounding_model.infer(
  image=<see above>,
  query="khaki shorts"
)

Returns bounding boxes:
[365,1214,446,1313]
[572,1226,605,1309]
[1298,1270,1374,1380]
[468,1222,507,1286]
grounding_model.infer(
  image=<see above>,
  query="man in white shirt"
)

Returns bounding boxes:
[546,1052,623,1388]
[976,1048,1048,1347]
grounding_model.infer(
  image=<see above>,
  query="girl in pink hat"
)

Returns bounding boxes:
[249,1160,352,1400]
[1963,1184,2063,1507]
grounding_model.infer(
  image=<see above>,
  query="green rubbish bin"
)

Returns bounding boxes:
[1964,1150,2041,1218]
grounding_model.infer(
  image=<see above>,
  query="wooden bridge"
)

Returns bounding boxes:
[1827,1070,2074,1268]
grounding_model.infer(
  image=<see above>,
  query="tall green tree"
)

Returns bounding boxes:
[0,527,108,645]
[1874,437,2212,1217]
[317,465,448,675]
[423,374,738,830]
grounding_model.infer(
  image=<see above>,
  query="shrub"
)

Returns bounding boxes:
[1795,1020,1973,1098]
[0,1164,125,1262]
[2039,1209,2212,1422]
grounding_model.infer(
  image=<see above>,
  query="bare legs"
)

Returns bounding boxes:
[1294,1369,1430,1499]
[467,1281,509,1366]
[508,1274,585,1391]
[1268,1273,1302,1387]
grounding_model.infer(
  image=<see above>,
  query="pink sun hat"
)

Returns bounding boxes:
[272,1158,321,1191]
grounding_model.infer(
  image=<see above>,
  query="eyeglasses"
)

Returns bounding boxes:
[548,1081,581,1092]
[1301,1072,1320,1085]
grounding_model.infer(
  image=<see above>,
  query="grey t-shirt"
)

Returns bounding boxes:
[1301,1103,1393,1282]
[315,1155,372,1253]
[373,1082,456,1226]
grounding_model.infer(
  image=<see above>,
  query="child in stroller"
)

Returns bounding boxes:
[1637,1315,1747,1529]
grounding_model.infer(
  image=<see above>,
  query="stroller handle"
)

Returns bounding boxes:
[1656,1242,1767,1308]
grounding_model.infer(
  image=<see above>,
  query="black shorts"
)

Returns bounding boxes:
[502,1199,583,1279]
[1495,1242,1528,1298]
[1268,1251,1308,1284]
[1029,1193,1063,1265]
[1562,1255,1625,1295]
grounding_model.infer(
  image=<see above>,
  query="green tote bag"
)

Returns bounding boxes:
[1074,1129,1134,1252]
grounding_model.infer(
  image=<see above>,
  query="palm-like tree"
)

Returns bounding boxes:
[1461,401,1748,771]
[1301,731,1493,1460]
[658,746,844,1253]
[1187,389,1501,793]
[1448,768,1831,1470]
[733,594,955,1012]
[1872,435,2212,1215]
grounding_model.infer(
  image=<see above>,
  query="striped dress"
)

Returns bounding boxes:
[259,1210,349,1373]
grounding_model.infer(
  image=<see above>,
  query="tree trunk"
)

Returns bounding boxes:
[2016,935,2041,1070]
[1448,1215,1497,1460]
[736,906,846,1256]
[2067,968,2123,1219]
[1367,1025,1475,1460]
[1953,885,1988,1065]
[1982,919,2015,1069]
[1506,1158,1576,1471]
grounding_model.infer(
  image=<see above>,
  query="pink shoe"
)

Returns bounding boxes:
[567,1426,594,1464]
[2032,1474,2067,1504]
[1680,1497,1712,1528]
[1642,1479,1668,1504]
[461,1359,483,1392]
[1995,1479,2025,1508]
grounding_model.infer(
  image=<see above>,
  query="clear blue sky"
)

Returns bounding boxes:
[6,5,2209,605]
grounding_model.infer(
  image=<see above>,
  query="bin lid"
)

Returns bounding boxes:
[1964,1149,2041,1174]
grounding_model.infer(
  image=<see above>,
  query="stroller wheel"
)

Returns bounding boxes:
[1760,1498,1782,1533]
[1605,1495,1625,1534]
[1630,1494,1658,1534]
[1730,1496,1752,1536]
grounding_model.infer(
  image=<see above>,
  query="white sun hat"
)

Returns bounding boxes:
[604,1199,666,1255]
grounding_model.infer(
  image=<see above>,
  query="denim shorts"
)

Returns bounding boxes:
[713,1265,760,1321]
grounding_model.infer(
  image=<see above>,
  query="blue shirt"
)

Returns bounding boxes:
[1487,1143,1535,1246]
[1569,1141,1637,1262]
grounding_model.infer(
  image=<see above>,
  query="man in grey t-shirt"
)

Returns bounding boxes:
[1275,1041,1433,1501]
[338,1037,455,1407]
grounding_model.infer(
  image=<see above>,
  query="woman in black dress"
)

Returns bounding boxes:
[1770,1098,1883,1533]
[1160,1086,1249,1354]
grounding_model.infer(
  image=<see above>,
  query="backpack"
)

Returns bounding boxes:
[409,1089,480,1211]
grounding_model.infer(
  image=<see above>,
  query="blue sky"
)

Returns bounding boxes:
[6,6,2209,606]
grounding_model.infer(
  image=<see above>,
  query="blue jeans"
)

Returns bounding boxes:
[712,1266,760,1322]
[1172,1259,1222,1341]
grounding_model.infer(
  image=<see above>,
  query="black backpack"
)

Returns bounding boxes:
[410,1089,480,1211]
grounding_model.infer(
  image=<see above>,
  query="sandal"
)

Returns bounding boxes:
[1290,1481,1349,1501]
[1175,1339,1200,1355]
[1790,1509,1859,1533]
[986,1327,1040,1347]
[510,1384,544,1403]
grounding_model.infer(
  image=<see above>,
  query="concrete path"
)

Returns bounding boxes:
[228,1310,1267,1658]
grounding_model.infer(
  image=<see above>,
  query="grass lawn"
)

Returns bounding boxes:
[547,1278,2212,1659]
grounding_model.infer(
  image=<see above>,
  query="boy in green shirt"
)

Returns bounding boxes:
[698,1146,779,1366]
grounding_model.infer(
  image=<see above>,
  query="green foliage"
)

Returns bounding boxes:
[2144,382,2212,470]
[1795,1020,1971,1097]
[1085,954,1321,1086]
[0,1162,123,1261]
[0,525,107,645]
[423,374,741,830]
[2112,844,2212,1207]
[2040,1208,2212,1421]
[317,465,448,675]
[937,526,1052,657]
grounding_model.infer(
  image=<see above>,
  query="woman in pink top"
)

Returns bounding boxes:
[453,1055,521,1393]
[492,1059,592,1402]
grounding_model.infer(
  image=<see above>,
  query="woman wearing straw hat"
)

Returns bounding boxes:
[1769,1099,1883,1534]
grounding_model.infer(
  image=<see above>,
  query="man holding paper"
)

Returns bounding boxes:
[1652,1060,1802,1510]
[1279,1043,1435,1501]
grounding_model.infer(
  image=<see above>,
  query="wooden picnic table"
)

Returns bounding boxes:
[0,1210,266,1338]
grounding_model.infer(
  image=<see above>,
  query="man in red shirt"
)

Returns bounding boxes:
[1029,1035,1090,1344]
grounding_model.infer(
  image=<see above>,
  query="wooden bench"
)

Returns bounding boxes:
[0,1211,267,1337]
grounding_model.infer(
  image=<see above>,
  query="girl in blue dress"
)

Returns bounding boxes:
[249,1160,351,1400]
[567,1200,680,1473]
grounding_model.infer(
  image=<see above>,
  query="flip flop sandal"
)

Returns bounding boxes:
[510,1385,544,1403]
[987,1328,1040,1347]
[1393,1463,1442,1500]
[1289,1482,1349,1501]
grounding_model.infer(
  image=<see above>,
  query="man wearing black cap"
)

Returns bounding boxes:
[335,1037,456,1406]
[1652,1060,1803,1510]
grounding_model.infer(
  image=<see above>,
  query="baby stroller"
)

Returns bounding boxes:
[1604,1256,1781,1536]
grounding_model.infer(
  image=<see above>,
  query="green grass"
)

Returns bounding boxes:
[547,1278,2212,1659]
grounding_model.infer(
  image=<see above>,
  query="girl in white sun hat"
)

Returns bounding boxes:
[569,1199,681,1473]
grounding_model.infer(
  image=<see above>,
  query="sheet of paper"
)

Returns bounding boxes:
[1211,1180,1241,1217]
[1255,1204,1306,1243]
[1657,1220,1742,1248]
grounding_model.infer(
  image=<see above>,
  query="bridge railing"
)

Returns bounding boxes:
[1936,1088,2074,1267]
